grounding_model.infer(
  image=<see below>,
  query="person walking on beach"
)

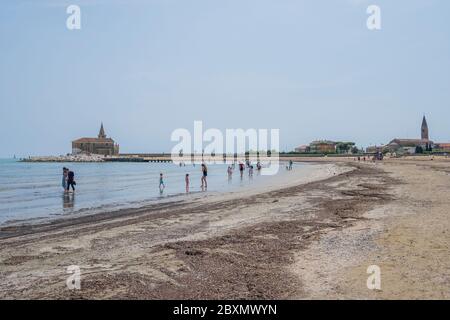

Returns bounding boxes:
[289,160,293,170]
[201,164,208,189]
[227,166,233,182]
[239,162,245,178]
[66,169,76,193]
[185,173,190,193]
[159,173,165,193]
[62,167,68,191]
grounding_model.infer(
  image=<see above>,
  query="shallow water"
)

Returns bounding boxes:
[0,159,301,225]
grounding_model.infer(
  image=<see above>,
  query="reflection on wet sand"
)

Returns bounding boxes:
[62,193,75,209]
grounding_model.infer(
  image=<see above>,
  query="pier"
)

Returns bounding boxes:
[21,153,276,163]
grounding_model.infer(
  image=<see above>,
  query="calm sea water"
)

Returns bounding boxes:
[0,159,297,225]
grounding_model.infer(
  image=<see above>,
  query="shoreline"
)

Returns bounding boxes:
[0,162,346,237]
[0,161,345,230]
[0,159,449,299]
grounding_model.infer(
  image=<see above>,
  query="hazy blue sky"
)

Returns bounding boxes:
[1,0,449,157]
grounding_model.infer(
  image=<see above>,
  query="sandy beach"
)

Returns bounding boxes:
[0,157,449,299]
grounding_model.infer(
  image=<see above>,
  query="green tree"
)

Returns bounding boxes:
[336,142,355,154]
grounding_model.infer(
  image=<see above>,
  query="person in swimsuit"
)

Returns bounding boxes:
[159,173,165,193]
[62,167,68,191]
[239,162,245,178]
[227,166,233,183]
[201,164,208,189]
[185,173,190,193]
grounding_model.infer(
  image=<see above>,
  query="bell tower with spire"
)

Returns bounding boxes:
[421,116,429,140]
[98,122,106,139]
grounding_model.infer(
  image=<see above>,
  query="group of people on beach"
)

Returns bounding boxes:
[226,160,262,179]
[355,154,383,162]
[159,163,208,194]
[60,159,290,195]
[160,160,269,195]
[61,167,76,192]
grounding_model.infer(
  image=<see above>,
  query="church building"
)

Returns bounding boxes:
[385,116,433,154]
[72,123,119,156]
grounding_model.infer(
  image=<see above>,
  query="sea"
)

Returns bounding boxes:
[0,159,299,225]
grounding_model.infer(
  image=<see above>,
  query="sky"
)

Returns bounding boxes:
[1,0,449,157]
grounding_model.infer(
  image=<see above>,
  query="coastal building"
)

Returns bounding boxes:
[435,143,450,152]
[294,145,310,153]
[385,139,431,154]
[366,145,384,154]
[72,123,119,156]
[309,140,336,153]
[295,141,357,154]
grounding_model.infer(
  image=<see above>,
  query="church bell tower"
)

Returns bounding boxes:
[421,116,429,140]
[98,122,106,139]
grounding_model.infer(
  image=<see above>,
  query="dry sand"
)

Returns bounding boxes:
[293,157,450,299]
[0,157,449,299]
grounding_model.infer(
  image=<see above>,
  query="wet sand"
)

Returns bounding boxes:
[0,158,449,299]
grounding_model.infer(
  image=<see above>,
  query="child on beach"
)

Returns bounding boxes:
[62,167,68,191]
[227,166,233,182]
[185,174,190,193]
[159,173,165,193]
